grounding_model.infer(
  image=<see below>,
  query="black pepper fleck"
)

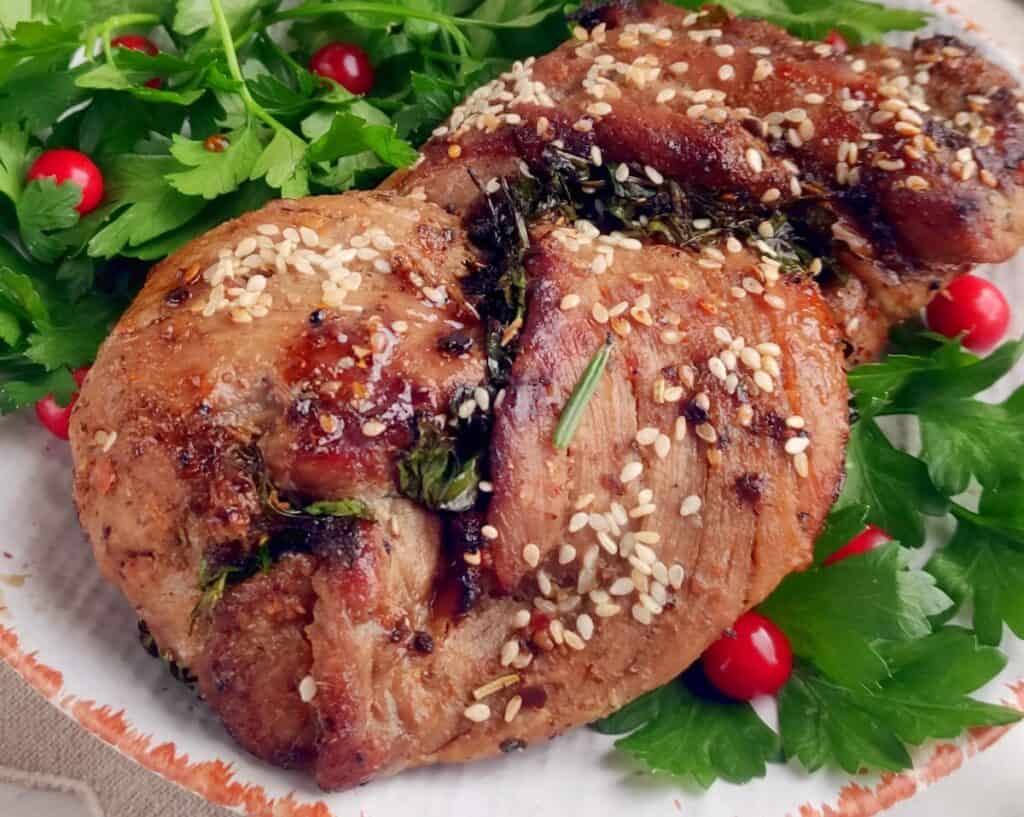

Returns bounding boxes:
[411,631,434,654]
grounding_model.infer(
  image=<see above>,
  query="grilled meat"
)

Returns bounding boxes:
[69,0,1022,792]
[391,1,1024,361]
[70,188,846,788]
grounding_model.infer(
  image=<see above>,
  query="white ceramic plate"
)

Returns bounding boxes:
[3,3,1023,815]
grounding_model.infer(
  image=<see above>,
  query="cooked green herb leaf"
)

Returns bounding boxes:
[760,543,951,686]
[594,681,780,787]
[398,420,480,511]
[303,498,374,520]
[553,335,612,449]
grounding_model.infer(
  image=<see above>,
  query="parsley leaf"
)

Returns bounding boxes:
[16,177,81,263]
[307,111,419,168]
[673,0,928,45]
[779,632,1019,774]
[167,122,264,199]
[250,127,309,197]
[760,543,950,686]
[594,681,780,787]
[88,155,207,258]
[927,507,1024,645]
[919,386,1024,496]
[0,121,33,206]
[834,418,948,546]
[0,366,78,411]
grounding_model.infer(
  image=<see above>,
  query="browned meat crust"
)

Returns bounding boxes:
[69,0,1021,793]
[390,1,1024,361]
[70,187,847,788]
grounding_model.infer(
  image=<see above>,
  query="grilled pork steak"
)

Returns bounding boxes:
[71,187,847,788]
[390,1,1024,361]
[69,0,1022,792]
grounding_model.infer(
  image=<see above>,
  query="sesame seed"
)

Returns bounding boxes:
[504,696,523,723]
[745,148,764,174]
[523,543,540,567]
[592,302,609,323]
[785,436,810,455]
[668,564,685,589]
[614,163,630,182]
[620,461,643,483]
[482,524,499,540]
[298,675,317,703]
[670,61,689,75]
[718,64,735,81]
[654,434,671,459]
[559,544,577,564]
[679,495,702,517]
[512,609,531,628]
[501,640,520,667]
[464,703,491,722]
[639,593,663,615]
[595,603,621,618]
[590,145,603,166]
[588,512,609,532]
[361,420,386,437]
[631,603,653,625]
[674,416,687,441]
[577,613,595,640]
[906,175,930,191]
[656,88,676,103]
[609,577,635,596]
[761,187,781,203]
[549,619,565,645]
[257,224,279,236]
[764,294,786,310]
[564,631,586,651]
[597,531,618,555]
[753,59,773,82]
[696,424,718,444]
[740,347,762,370]
[794,452,809,477]
[561,293,581,310]
[569,512,588,533]
[636,427,659,446]
[644,165,664,184]
[753,370,775,392]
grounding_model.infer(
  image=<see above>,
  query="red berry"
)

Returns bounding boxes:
[111,34,159,56]
[824,30,849,54]
[34,366,89,441]
[112,34,162,89]
[926,274,1011,353]
[310,42,374,95]
[26,149,104,215]
[824,524,891,566]
[702,611,792,700]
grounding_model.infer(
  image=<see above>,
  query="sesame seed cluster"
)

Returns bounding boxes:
[192,208,458,325]
[429,6,1020,220]
[461,212,817,726]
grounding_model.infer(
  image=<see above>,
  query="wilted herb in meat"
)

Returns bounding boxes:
[398,418,481,512]
[137,619,197,685]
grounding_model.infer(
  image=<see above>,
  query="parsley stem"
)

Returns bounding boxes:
[208,0,290,134]
[553,335,614,450]
[84,13,160,62]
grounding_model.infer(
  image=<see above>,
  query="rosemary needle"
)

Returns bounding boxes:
[553,335,614,450]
